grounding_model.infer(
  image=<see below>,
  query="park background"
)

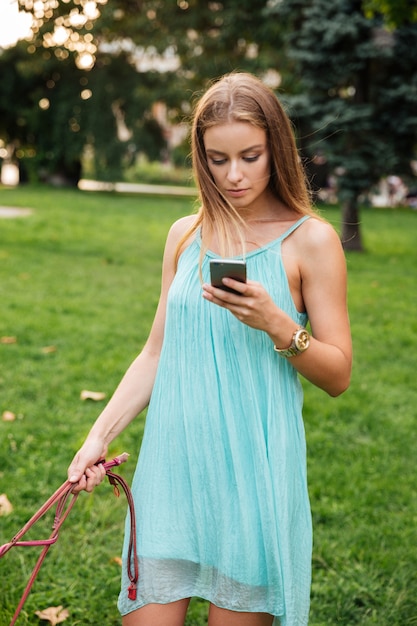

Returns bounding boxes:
[1,1,417,625]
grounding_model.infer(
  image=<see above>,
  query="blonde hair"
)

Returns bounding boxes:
[176,72,314,264]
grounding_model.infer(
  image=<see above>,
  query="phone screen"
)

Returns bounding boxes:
[209,259,247,294]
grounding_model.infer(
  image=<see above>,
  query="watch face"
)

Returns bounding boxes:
[295,330,310,351]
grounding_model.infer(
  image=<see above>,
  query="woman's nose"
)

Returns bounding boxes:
[227,160,243,183]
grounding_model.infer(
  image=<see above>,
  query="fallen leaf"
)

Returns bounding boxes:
[1,336,17,344]
[0,494,13,515]
[2,410,16,421]
[35,606,69,625]
[41,345,57,354]
[111,556,123,566]
[80,390,106,401]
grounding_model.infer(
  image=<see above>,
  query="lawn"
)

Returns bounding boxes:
[0,185,416,625]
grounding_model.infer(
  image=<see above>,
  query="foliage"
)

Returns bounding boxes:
[0,185,417,625]
[0,45,88,184]
[270,0,417,249]
[0,41,170,183]
[123,159,193,186]
[363,0,417,27]
[0,1,285,183]
[1,0,416,211]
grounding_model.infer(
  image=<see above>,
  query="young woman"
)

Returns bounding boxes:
[68,72,352,626]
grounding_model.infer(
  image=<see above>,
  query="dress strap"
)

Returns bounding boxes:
[280,215,311,242]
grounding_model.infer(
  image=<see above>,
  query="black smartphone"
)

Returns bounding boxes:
[209,259,247,295]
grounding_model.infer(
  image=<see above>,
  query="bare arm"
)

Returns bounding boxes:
[287,220,352,395]
[202,219,352,397]
[67,215,195,490]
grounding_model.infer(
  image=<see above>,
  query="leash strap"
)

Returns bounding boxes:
[0,453,138,625]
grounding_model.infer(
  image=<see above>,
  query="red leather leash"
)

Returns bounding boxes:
[0,453,138,625]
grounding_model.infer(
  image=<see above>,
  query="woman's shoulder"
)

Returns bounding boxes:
[163,214,200,261]
[166,214,199,250]
[297,214,342,248]
[168,214,199,238]
[293,214,346,276]
[284,214,345,269]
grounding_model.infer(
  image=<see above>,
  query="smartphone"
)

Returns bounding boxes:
[209,259,247,295]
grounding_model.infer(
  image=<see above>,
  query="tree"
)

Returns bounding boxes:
[1,0,287,183]
[269,0,417,250]
[6,0,415,208]
[363,0,417,27]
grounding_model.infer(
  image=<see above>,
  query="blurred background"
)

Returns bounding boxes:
[1,0,417,249]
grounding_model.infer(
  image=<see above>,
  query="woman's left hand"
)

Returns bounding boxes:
[202,278,278,332]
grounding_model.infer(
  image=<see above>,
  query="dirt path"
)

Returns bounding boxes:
[0,206,32,218]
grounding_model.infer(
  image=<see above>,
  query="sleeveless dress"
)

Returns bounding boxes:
[118,216,312,626]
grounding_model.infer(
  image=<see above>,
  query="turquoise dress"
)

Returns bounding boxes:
[118,216,312,626]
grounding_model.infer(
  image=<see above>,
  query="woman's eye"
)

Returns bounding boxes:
[209,154,260,165]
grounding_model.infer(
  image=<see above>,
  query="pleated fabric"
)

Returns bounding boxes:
[118,216,312,626]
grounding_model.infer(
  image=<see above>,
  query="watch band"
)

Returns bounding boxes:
[274,327,310,357]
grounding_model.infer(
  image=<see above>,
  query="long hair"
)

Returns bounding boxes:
[176,72,314,264]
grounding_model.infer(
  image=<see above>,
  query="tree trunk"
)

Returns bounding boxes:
[341,196,364,251]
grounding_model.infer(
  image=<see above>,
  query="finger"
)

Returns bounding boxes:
[70,461,106,493]
[202,283,245,304]
[68,451,89,483]
[68,462,94,483]
[221,277,247,295]
[68,462,85,484]
[68,448,106,483]
[84,465,105,491]
[70,474,87,494]
[97,462,106,481]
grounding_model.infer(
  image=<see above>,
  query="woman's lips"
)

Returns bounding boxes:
[227,188,248,198]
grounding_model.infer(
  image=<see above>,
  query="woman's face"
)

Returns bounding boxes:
[203,122,272,213]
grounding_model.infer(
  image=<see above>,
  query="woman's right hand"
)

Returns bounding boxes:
[67,439,108,493]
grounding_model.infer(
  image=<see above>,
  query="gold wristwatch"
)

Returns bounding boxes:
[274,327,310,357]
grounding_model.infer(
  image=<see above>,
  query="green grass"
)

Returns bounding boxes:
[0,186,416,625]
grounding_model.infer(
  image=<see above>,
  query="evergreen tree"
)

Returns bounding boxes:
[270,0,417,250]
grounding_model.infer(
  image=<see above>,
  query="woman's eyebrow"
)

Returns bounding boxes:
[205,144,265,155]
